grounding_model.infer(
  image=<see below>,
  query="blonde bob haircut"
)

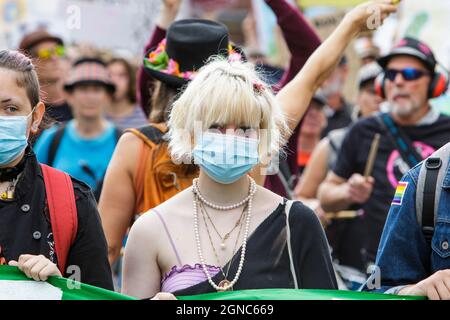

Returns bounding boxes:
[168,57,289,164]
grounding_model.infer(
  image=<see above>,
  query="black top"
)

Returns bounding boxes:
[322,100,353,138]
[333,114,450,260]
[45,101,73,123]
[0,149,113,290]
[173,201,338,296]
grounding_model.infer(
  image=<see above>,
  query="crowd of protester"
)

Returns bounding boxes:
[1,0,450,300]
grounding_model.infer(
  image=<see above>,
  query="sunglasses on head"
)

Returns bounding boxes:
[385,68,430,82]
[37,45,65,60]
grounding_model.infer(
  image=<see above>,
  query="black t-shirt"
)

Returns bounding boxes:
[333,113,450,260]
[322,101,353,138]
[45,101,73,123]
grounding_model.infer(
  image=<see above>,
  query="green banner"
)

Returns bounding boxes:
[0,266,135,300]
[179,288,425,300]
[1,266,426,300]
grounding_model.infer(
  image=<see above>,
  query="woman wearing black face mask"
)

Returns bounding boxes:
[0,50,113,290]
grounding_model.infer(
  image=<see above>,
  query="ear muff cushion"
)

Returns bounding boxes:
[374,73,386,99]
[429,72,449,98]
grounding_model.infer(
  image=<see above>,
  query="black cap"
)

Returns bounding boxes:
[378,37,437,73]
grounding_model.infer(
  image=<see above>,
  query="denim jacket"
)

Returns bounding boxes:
[362,156,450,293]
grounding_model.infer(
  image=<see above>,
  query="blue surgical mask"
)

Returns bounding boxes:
[193,132,259,185]
[0,113,32,166]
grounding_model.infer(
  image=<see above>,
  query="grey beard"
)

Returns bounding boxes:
[391,101,421,118]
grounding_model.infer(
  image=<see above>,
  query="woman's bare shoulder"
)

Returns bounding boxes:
[257,184,284,201]
[116,132,143,155]
[130,209,162,241]
[253,185,284,211]
[110,132,143,172]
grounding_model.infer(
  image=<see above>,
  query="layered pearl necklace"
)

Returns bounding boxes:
[192,177,257,292]
[193,178,256,211]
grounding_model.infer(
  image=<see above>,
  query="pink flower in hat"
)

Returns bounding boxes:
[165,59,181,75]
[149,39,168,63]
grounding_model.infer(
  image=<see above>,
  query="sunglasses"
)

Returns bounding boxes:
[385,68,430,82]
[37,45,65,60]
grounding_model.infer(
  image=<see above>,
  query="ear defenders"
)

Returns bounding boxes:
[374,65,449,99]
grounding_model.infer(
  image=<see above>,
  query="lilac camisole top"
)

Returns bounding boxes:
[154,210,221,293]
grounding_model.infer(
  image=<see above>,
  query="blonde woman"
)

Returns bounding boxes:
[122,1,398,299]
[122,58,336,299]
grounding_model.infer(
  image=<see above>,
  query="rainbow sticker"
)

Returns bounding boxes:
[392,182,408,206]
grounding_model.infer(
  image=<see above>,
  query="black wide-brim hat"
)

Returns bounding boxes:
[143,19,245,89]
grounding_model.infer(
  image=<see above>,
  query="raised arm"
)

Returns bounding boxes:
[277,0,398,131]
[265,0,321,89]
[137,0,181,115]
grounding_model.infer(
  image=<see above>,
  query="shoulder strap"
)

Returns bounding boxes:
[125,125,165,148]
[376,113,423,168]
[285,200,299,289]
[416,143,450,245]
[153,209,183,266]
[40,164,78,274]
[48,123,67,167]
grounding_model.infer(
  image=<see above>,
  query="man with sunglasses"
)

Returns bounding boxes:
[19,29,73,123]
[318,37,450,271]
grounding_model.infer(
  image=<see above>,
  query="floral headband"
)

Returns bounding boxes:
[143,39,243,81]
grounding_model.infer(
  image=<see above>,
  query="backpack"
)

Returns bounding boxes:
[40,164,78,274]
[415,142,450,245]
[126,124,199,214]
[47,123,122,200]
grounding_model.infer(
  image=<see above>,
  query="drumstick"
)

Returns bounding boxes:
[364,133,381,178]
[325,210,359,220]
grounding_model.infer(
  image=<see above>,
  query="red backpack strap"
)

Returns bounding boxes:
[40,164,78,274]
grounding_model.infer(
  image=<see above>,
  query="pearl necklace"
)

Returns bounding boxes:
[200,202,247,251]
[193,177,257,211]
[193,180,256,292]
